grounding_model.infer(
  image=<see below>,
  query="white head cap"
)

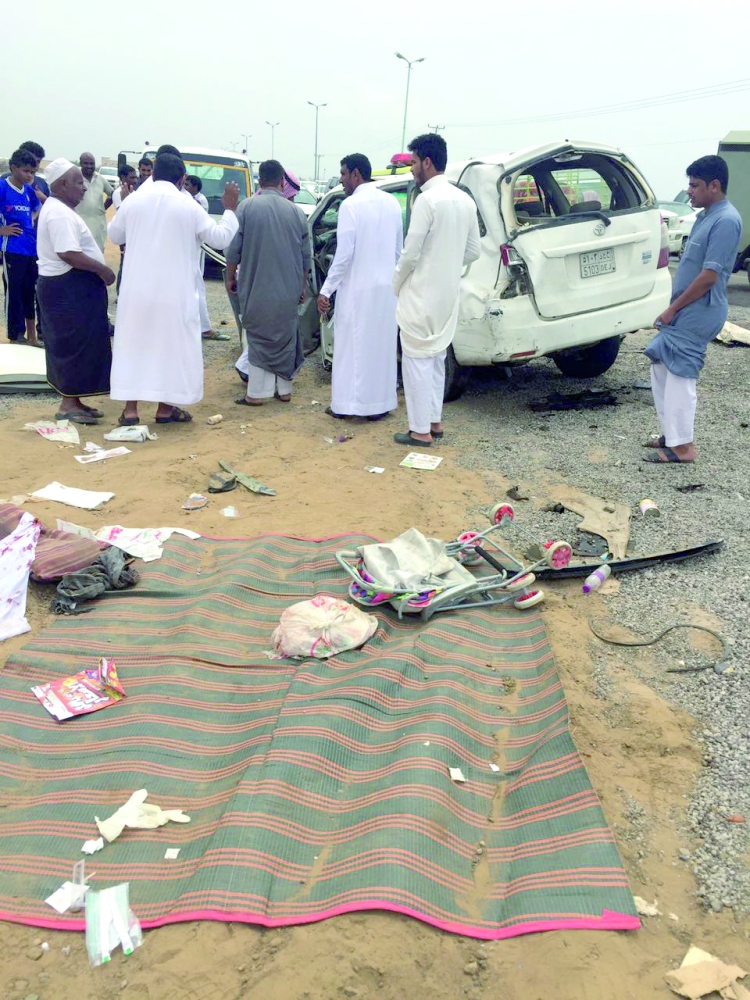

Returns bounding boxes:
[46,158,76,187]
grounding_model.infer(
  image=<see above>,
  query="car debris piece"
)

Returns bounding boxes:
[550,485,630,559]
[529,389,618,412]
[664,944,748,1000]
[534,539,724,579]
[219,459,276,496]
[716,320,750,347]
[506,486,529,501]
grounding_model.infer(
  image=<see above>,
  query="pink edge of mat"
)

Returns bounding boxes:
[196,532,381,543]
[0,903,640,939]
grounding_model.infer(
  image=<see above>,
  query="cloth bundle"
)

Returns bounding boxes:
[272,595,377,659]
[51,546,139,614]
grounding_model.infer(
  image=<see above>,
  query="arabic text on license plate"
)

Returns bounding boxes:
[580,248,615,278]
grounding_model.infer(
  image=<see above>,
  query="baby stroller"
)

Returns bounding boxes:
[335,503,573,621]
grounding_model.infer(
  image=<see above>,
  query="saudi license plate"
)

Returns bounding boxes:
[580,247,615,278]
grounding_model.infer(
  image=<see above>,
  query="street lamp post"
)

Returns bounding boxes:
[266,121,280,159]
[228,141,238,152]
[241,133,252,155]
[315,153,326,179]
[395,52,425,152]
[307,101,327,180]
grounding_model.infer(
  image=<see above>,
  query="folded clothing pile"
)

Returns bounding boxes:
[0,502,107,582]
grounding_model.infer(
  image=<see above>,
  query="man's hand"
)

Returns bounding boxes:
[120,183,133,202]
[299,284,308,305]
[655,305,677,327]
[225,271,238,295]
[222,182,240,212]
[100,266,117,287]
[317,293,330,316]
[0,223,23,237]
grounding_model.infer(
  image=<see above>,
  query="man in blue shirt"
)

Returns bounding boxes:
[0,141,49,199]
[0,148,41,343]
[644,155,742,464]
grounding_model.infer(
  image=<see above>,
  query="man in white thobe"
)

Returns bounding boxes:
[393,134,480,446]
[317,153,403,420]
[108,153,239,425]
[185,174,222,339]
[76,153,114,251]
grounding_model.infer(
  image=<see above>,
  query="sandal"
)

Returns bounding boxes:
[274,391,291,403]
[56,409,99,425]
[643,446,695,464]
[202,330,231,341]
[208,471,237,494]
[235,396,264,406]
[155,407,193,423]
[325,406,351,419]
[118,414,140,426]
[393,432,432,447]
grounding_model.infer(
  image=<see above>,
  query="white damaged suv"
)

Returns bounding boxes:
[300,139,672,400]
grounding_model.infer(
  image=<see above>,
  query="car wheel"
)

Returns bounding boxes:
[552,335,622,379]
[443,345,470,402]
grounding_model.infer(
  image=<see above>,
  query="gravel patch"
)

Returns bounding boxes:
[450,304,750,915]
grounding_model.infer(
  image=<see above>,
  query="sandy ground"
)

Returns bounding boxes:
[1,272,749,1000]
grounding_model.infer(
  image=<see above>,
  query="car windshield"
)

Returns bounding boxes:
[182,160,249,207]
[658,201,694,216]
[294,189,316,205]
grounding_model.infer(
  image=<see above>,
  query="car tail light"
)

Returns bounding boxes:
[501,243,523,267]
[657,215,670,268]
[657,247,670,268]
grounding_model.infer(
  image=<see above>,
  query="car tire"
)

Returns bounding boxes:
[443,345,470,402]
[552,335,622,379]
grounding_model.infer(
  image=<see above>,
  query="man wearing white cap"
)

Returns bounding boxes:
[35,158,115,424]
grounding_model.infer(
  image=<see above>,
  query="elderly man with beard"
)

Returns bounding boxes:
[35,158,116,423]
[75,152,114,251]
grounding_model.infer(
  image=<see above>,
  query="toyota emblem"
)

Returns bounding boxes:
[593,223,606,236]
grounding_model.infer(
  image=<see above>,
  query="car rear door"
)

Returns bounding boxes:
[501,146,662,319]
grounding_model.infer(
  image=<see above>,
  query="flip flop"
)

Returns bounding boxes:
[208,471,237,494]
[202,330,232,341]
[235,368,249,383]
[432,431,444,439]
[274,392,291,402]
[643,435,666,448]
[393,432,432,447]
[118,414,140,426]
[366,412,389,422]
[325,406,351,419]
[156,407,193,424]
[235,396,264,406]
[55,409,98,425]
[643,446,694,464]
[80,405,104,418]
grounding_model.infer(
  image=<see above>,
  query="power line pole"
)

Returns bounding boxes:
[266,121,280,159]
[307,101,327,180]
[395,52,425,152]
[428,124,445,134]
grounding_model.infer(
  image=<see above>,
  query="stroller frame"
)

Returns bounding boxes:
[335,503,572,621]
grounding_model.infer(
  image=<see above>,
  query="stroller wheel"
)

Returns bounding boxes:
[457,530,483,566]
[490,502,514,525]
[514,589,545,610]
[544,541,573,570]
[506,572,536,592]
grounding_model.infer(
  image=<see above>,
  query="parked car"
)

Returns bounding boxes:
[293,187,319,217]
[99,166,120,188]
[658,200,697,254]
[298,139,672,399]
[717,131,750,279]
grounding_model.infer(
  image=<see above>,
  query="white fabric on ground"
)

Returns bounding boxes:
[650,361,697,447]
[0,511,41,642]
[320,183,403,416]
[401,351,446,434]
[359,527,467,591]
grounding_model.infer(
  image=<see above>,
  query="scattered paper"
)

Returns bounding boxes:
[83,441,104,453]
[665,945,748,1000]
[221,506,239,518]
[400,452,443,471]
[46,881,90,915]
[448,767,466,783]
[32,657,126,722]
[56,518,97,541]
[164,848,180,860]
[489,763,500,772]
[423,741,430,746]
[103,425,157,442]
[634,895,661,916]
[93,525,200,562]
[364,466,385,474]
[82,838,105,855]
[74,446,131,465]
[95,789,191,843]
[25,419,80,444]
[32,482,115,510]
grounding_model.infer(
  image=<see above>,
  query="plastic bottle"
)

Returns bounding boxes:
[582,564,611,594]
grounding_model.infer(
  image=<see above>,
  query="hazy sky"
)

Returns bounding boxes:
[8,0,750,198]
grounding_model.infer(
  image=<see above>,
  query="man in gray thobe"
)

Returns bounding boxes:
[226,159,311,405]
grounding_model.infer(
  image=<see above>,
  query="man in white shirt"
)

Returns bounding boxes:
[392,134,481,446]
[108,154,239,426]
[75,153,114,251]
[112,165,137,293]
[317,154,403,420]
[36,158,116,423]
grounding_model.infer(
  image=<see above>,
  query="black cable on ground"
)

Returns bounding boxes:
[588,619,731,674]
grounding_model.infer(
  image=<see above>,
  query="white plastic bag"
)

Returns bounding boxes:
[272,595,377,659]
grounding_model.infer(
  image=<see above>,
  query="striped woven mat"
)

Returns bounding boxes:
[0,534,638,938]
